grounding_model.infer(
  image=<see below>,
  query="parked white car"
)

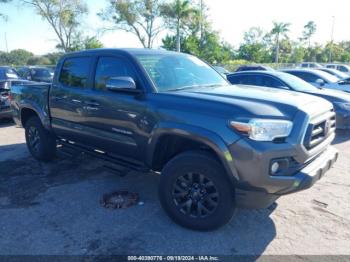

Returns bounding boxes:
[326,64,350,75]
[282,69,350,93]
[299,62,323,69]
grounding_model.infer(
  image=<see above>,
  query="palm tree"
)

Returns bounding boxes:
[160,0,197,52]
[302,21,317,48]
[271,21,291,63]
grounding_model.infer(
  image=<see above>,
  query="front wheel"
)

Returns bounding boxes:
[159,151,236,231]
[25,116,56,162]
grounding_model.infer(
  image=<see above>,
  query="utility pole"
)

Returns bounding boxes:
[4,32,8,53]
[329,16,335,62]
[199,0,203,48]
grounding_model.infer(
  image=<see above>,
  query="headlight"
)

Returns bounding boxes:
[230,119,293,141]
[334,102,350,110]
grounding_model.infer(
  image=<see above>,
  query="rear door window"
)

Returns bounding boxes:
[289,72,319,83]
[260,76,288,89]
[59,57,92,88]
[338,65,349,72]
[227,75,244,84]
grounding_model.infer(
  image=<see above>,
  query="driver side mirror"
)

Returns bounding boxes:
[106,77,140,93]
[315,78,325,86]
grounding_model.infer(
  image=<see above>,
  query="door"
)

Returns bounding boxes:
[75,55,150,160]
[49,56,95,143]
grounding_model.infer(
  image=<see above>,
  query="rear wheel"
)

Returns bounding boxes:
[25,116,56,162]
[159,151,236,231]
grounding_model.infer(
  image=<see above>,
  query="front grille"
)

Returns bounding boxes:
[303,110,336,150]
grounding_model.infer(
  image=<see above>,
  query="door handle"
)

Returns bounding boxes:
[71,99,82,104]
[84,106,99,111]
[84,101,100,107]
[52,96,65,101]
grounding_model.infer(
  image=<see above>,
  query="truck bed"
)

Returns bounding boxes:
[10,82,51,127]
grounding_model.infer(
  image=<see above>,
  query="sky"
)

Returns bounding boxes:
[0,0,349,55]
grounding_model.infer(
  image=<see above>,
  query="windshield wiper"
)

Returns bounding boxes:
[169,86,200,92]
[169,83,227,92]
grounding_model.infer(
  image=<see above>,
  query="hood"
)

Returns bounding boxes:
[170,84,332,120]
[304,88,350,103]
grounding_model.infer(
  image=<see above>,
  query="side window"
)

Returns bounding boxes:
[261,76,288,89]
[59,57,91,88]
[227,75,242,85]
[338,66,348,72]
[94,56,136,90]
[239,75,258,85]
[291,72,318,83]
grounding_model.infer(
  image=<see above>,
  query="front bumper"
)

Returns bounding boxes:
[230,138,338,209]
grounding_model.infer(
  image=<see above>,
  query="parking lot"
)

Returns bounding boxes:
[0,120,349,256]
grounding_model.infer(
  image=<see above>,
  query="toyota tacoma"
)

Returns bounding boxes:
[10,49,338,230]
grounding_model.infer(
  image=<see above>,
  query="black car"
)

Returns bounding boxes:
[227,70,350,129]
[0,66,21,85]
[0,66,30,119]
[0,67,21,119]
[235,65,274,72]
[17,67,54,83]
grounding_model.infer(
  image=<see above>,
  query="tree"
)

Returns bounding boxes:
[100,0,163,48]
[236,27,272,63]
[0,51,10,65]
[270,21,290,63]
[27,56,51,65]
[23,0,88,52]
[61,34,104,51]
[8,49,34,65]
[0,0,11,20]
[161,1,233,64]
[160,0,197,52]
[162,30,233,64]
[302,21,317,48]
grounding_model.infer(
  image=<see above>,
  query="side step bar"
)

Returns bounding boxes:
[58,139,150,173]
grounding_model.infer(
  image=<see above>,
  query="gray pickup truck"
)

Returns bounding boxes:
[10,49,338,230]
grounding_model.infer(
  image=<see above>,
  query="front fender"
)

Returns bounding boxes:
[146,122,240,181]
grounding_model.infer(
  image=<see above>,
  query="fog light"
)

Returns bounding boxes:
[271,162,280,174]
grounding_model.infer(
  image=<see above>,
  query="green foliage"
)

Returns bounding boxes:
[101,0,164,48]
[270,21,291,63]
[8,49,34,65]
[24,0,88,52]
[0,0,10,20]
[162,30,233,64]
[27,56,52,65]
[0,50,62,66]
[302,21,317,47]
[160,0,198,51]
[63,34,104,52]
[161,0,233,64]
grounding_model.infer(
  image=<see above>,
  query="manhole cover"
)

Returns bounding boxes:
[101,191,139,209]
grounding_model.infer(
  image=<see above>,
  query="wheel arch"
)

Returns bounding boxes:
[19,103,50,130]
[147,122,240,182]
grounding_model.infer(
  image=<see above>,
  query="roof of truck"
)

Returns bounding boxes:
[62,48,183,58]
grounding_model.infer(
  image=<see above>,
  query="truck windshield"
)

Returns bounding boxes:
[135,53,228,92]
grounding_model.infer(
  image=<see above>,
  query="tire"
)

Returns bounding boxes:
[25,116,56,162]
[159,150,236,231]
